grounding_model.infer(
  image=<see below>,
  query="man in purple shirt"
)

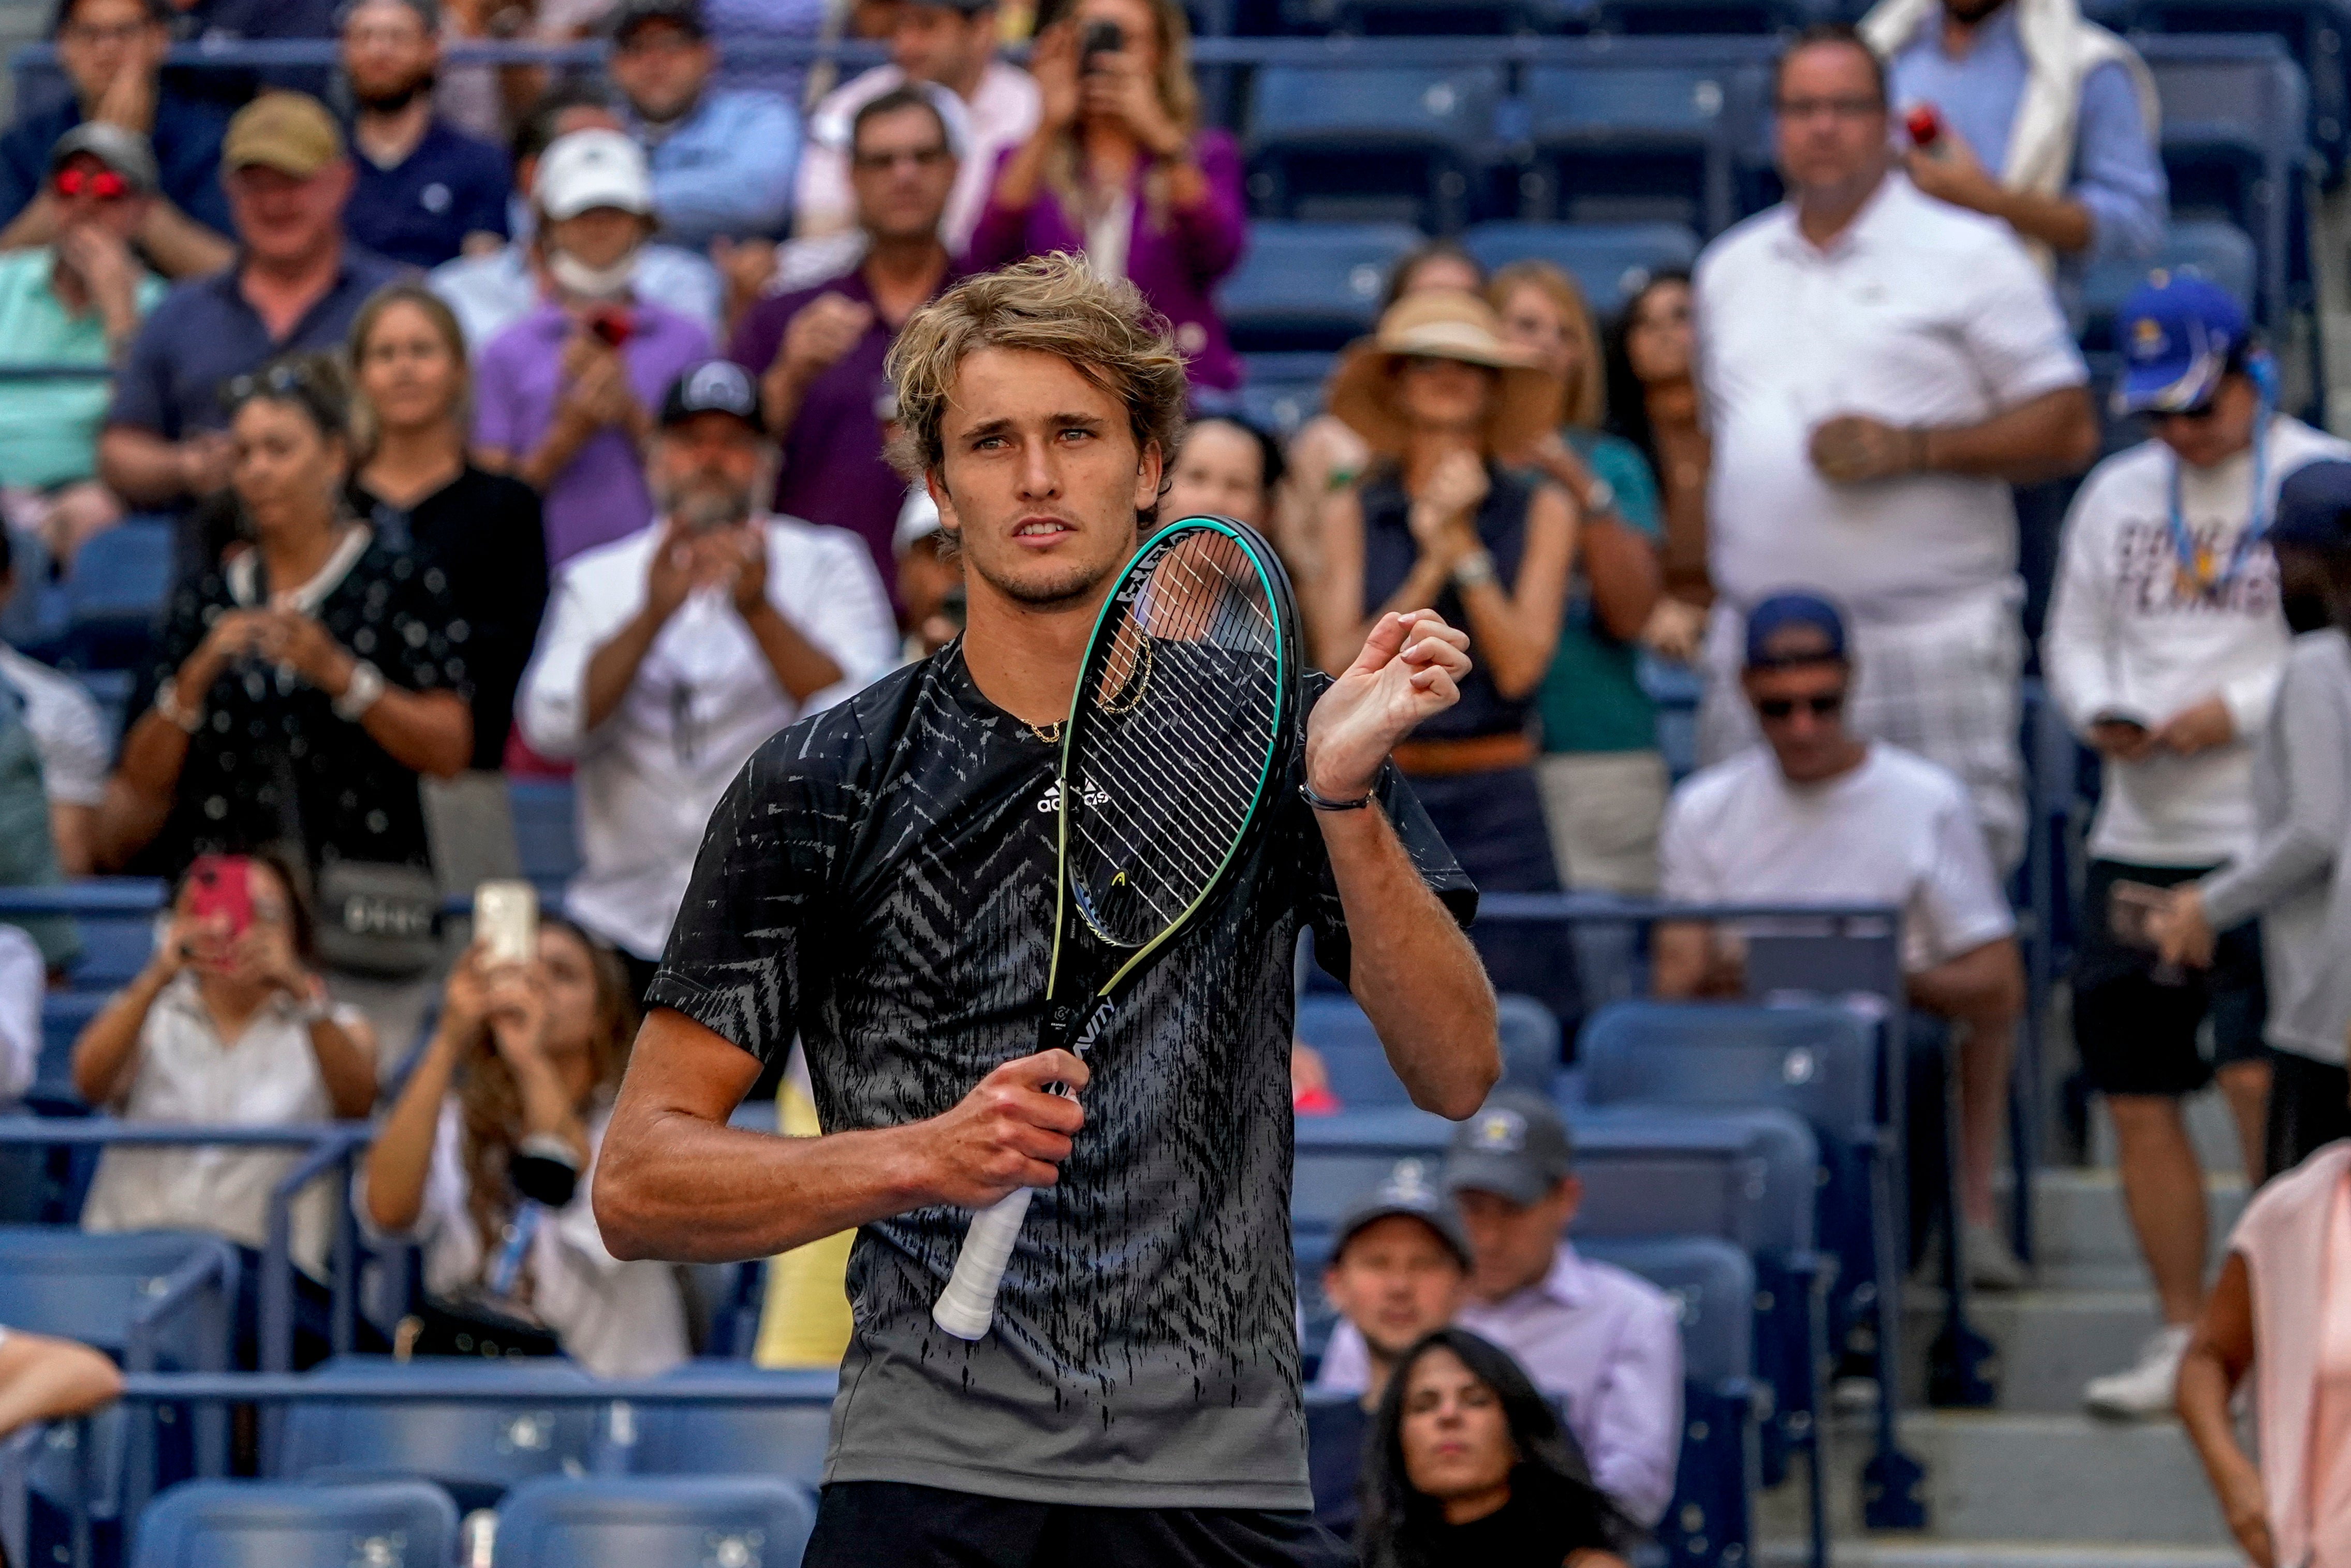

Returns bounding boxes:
[727,86,960,596]
[475,128,711,565]
[1314,1090,1684,1526]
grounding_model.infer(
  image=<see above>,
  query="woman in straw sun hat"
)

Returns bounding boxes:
[1313,288,1579,1016]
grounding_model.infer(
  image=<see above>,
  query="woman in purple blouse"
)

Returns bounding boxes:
[964,0,1246,393]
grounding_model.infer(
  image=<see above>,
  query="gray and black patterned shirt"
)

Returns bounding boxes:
[649,642,1473,1508]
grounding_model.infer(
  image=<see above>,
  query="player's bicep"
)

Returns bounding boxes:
[612,1007,765,1130]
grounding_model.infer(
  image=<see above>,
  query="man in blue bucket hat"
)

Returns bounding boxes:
[2046,270,2351,1417]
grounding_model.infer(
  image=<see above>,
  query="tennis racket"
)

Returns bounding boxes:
[931,515,1303,1341]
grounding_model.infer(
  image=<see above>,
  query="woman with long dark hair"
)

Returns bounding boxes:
[360,918,688,1376]
[1603,271,1710,663]
[1359,1327,1632,1568]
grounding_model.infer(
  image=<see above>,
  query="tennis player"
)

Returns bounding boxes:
[595,253,1502,1566]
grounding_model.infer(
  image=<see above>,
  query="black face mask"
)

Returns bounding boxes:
[2283,589,2335,634]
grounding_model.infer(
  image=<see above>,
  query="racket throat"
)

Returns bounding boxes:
[1038,996,1115,1060]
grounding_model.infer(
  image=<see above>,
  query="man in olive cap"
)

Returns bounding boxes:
[100,91,408,521]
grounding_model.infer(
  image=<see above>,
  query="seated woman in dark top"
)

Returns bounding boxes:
[347,284,548,771]
[93,351,473,943]
[1360,1327,1632,1568]
[1316,288,1578,1012]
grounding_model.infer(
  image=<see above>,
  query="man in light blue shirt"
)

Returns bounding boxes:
[607,0,801,248]
[1862,0,2167,267]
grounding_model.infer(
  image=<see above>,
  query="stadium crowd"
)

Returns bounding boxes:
[3,0,2351,1558]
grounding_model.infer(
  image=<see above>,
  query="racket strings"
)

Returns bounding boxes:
[1066,533,1285,947]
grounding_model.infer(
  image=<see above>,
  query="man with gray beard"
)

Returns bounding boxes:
[518,358,900,1001]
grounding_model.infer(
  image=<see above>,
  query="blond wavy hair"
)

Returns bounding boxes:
[886,252,1190,490]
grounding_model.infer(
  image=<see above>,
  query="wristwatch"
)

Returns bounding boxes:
[1582,476,1616,516]
[155,677,202,735]
[333,659,386,722]
[1452,549,1498,590]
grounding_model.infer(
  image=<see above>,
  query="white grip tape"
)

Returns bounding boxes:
[931,1184,1037,1340]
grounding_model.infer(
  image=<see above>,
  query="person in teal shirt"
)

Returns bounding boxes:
[1491,261,1671,893]
[0,123,167,569]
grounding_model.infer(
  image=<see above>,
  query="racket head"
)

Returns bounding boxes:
[1048,516,1302,990]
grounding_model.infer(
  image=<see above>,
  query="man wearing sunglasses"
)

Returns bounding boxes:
[0,123,166,573]
[0,0,232,279]
[2043,274,2350,1418]
[1655,591,2027,1287]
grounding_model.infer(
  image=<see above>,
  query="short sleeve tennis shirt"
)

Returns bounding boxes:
[649,644,1475,1509]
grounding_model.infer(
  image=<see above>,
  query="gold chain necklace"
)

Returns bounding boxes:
[1026,720,1064,744]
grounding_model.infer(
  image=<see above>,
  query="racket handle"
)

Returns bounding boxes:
[932,1185,1037,1340]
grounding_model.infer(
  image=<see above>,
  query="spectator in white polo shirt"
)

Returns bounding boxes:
[1692,23,2099,872]
[517,359,897,1003]
[1656,592,2029,1286]
[2045,275,2349,1419]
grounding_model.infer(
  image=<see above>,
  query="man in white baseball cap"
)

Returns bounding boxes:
[473,128,714,565]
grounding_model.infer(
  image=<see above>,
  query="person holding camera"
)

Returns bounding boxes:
[474,128,710,566]
[964,0,1244,395]
[74,852,377,1366]
[517,360,896,1006]
[359,916,689,1375]
[2044,275,2350,1419]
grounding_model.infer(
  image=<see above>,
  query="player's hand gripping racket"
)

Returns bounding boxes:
[931,516,1302,1341]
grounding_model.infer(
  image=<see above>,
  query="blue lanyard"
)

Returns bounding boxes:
[487,1203,543,1299]
[2166,400,2274,601]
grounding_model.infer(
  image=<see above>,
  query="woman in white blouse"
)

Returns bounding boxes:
[361,920,688,1378]
[74,852,378,1365]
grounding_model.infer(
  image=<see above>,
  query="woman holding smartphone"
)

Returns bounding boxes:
[964,0,1245,394]
[359,912,688,1377]
[74,853,377,1368]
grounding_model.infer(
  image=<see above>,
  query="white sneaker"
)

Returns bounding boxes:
[2084,1324,2193,1419]
[1963,1221,2029,1291]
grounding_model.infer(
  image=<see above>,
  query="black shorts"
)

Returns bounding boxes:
[801,1481,1353,1568]
[2265,1050,2351,1181]
[2072,859,2268,1097]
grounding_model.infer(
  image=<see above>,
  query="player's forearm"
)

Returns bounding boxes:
[596,1102,937,1262]
[1317,803,1497,1118]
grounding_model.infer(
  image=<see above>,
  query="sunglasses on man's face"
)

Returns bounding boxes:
[1756,692,1846,721]
[53,167,129,202]
[2153,401,2221,424]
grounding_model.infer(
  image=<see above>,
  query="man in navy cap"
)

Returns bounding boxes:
[2044,274,2349,1418]
[2153,458,2351,1178]
[1304,1163,1476,1537]
[1655,591,2029,1287]
[517,359,898,1001]
[1312,1091,1683,1526]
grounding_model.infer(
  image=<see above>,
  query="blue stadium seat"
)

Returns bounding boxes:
[1236,351,1337,438]
[0,1227,235,1372]
[32,990,106,1109]
[1582,1237,1758,1568]
[275,1357,600,1513]
[1218,221,1426,351]
[71,668,134,761]
[2138,36,2310,334]
[1520,66,1738,232]
[67,914,155,994]
[132,1479,457,1568]
[61,521,173,672]
[1285,0,1547,32]
[2078,220,2258,352]
[2126,0,2350,178]
[507,780,580,908]
[1245,65,1508,231]
[492,1475,816,1568]
[1461,222,1701,318]
[615,1368,836,1486]
[1294,993,1561,1107]
[1576,0,1814,34]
